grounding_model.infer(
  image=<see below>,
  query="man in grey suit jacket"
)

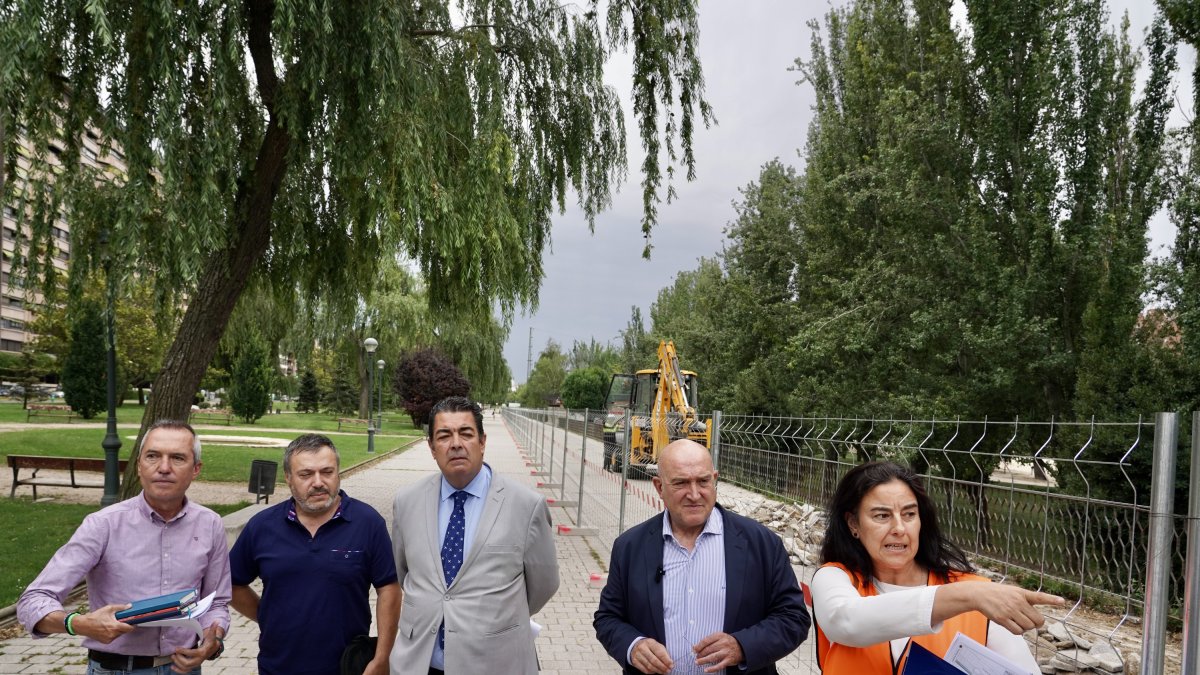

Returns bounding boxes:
[389,396,559,674]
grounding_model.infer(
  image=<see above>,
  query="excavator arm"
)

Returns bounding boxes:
[649,341,711,457]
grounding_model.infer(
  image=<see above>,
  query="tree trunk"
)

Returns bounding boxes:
[119,118,290,494]
[116,0,293,499]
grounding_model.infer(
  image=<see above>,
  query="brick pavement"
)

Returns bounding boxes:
[1,416,818,674]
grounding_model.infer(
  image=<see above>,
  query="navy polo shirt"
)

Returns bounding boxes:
[230,490,397,675]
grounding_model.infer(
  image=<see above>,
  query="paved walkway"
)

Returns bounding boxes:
[1,416,818,674]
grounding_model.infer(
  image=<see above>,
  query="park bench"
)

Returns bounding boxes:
[8,455,129,499]
[336,418,372,432]
[25,404,76,423]
[189,409,234,425]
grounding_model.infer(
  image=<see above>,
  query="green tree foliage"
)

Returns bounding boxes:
[61,300,107,419]
[116,282,172,405]
[1156,0,1200,414]
[0,349,54,402]
[228,333,274,424]
[0,0,710,498]
[521,342,568,407]
[717,162,804,415]
[566,339,621,373]
[560,367,608,410]
[434,315,512,405]
[779,0,1177,423]
[30,276,173,405]
[645,259,729,412]
[323,354,360,417]
[296,371,321,413]
[393,348,470,426]
[631,1,1181,516]
[12,347,52,408]
[291,261,510,419]
[618,307,656,375]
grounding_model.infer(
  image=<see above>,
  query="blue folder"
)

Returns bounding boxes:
[901,642,966,675]
[115,588,198,622]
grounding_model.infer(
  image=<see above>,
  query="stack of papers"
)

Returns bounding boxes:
[115,589,215,642]
[115,590,198,625]
[902,633,1036,675]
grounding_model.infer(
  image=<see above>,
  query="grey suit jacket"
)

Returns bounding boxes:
[389,471,559,674]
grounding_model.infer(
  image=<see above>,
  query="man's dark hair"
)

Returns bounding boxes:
[427,396,484,440]
[820,461,972,584]
[283,433,339,474]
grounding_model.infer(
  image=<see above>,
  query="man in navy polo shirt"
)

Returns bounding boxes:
[230,433,399,675]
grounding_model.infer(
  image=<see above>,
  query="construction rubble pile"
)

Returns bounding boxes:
[723,495,1134,675]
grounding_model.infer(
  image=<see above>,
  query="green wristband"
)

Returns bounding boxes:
[64,612,79,636]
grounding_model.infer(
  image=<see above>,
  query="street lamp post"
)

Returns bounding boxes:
[100,231,121,505]
[376,359,385,431]
[364,337,378,453]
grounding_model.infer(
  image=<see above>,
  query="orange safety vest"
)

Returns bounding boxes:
[814,562,990,675]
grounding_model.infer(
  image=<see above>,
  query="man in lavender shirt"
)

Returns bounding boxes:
[17,420,232,674]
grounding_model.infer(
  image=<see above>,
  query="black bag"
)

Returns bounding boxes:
[339,635,379,675]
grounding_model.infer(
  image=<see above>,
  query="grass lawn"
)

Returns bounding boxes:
[235,410,412,434]
[0,499,250,608]
[1,427,423,485]
[0,400,155,424]
[0,400,415,434]
[0,417,422,610]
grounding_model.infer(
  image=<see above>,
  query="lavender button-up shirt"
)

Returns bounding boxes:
[17,493,232,656]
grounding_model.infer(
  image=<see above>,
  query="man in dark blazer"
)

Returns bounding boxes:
[594,439,809,674]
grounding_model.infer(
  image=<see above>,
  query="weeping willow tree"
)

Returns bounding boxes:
[0,0,710,497]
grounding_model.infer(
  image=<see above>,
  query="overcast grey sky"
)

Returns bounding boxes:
[501,0,1196,385]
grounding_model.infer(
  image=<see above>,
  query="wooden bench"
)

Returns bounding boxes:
[25,404,77,423]
[336,418,372,432]
[8,455,129,498]
[189,409,234,425]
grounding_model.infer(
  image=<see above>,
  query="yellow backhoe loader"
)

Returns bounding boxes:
[601,340,711,475]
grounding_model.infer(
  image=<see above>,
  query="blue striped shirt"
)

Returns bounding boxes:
[627,507,727,674]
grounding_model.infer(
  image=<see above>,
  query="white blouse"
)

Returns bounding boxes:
[810,565,1040,671]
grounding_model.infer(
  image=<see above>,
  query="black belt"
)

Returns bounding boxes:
[87,649,170,670]
[429,669,445,675]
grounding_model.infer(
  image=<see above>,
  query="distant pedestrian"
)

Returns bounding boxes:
[17,420,231,674]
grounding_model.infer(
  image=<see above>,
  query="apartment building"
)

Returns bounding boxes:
[1,128,127,352]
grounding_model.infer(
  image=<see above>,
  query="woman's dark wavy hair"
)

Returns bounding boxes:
[820,461,973,584]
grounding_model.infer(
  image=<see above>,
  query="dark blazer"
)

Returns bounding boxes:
[594,505,810,674]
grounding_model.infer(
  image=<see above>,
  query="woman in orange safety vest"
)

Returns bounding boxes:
[811,462,1063,675]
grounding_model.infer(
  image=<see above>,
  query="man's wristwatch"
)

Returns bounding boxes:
[207,635,224,660]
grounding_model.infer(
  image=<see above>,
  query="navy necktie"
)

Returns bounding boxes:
[439,490,470,650]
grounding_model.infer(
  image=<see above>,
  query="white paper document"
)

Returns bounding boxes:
[137,592,215,642]
[943,632,1035,675]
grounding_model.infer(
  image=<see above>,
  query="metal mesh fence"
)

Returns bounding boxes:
[502,408,1196,674]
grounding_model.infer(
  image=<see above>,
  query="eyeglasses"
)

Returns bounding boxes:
[140,451,192,468]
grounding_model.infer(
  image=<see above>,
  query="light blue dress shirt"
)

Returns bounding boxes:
[430,463,493,670]
[626,507,728,673]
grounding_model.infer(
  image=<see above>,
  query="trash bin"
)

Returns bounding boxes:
[248,459,278,504]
